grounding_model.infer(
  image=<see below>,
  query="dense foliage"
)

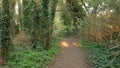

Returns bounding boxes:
[58,0,120,67]
[8,38,60,68]
[0,0,12,66]
[79,0,120,68]
[60,0,86,34]
[0,0,59,66]
[0,0,120,67]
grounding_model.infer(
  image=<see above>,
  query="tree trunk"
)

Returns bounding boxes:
[0,0,11,66]
[39,0,50,49]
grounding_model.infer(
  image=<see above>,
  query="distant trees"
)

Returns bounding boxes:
[61,0,86,31]
[79,0,120,67]
[0,0,119,67]
[66,0,86,30]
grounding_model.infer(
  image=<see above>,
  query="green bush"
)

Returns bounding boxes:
[8,38,60,68]
[82,41,120,68]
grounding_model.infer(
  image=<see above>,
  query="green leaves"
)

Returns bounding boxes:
[8,39,60,68]
[0,0,11,62]
[82,41,120,68]
[61,0,86,32]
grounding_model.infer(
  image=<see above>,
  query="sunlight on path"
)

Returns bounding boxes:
[48,38,91,68]
[60,41,69,48]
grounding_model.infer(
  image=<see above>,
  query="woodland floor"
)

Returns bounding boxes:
[48,38,91,68]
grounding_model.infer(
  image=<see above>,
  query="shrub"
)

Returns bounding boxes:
[8,38,60,68]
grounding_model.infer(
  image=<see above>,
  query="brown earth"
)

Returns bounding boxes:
[48,38,91,68]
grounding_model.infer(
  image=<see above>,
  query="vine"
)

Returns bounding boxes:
[0,0,12,65]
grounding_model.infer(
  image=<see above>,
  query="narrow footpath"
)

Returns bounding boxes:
[48,38,91,68]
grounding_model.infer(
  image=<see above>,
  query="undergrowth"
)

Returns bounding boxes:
[81,41,120,68]
[8,38,61,68]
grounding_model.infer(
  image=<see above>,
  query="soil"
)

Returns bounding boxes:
[48,38,91,68]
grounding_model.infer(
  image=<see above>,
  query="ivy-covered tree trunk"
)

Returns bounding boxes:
[0,0,11,66]
[49,0,58,35]
[31,0,58,50]
[9,0,15,37]
[31,0,39,49]
[18,0,23,31]
[14,0,23,33]
[22,0,34,33]
[39,0,50,50]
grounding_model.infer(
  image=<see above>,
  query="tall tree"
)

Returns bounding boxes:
[22,0,34,33]
[49,0,58,35]
[31,0,58,49]
[61,0,86,31]
[68,0,85,21]
[31,0,39,49]
[9,0,16,37]
[0,0,12,65]
[39,0,50,50]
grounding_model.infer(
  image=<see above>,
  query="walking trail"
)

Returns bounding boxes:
[48,38,91,68]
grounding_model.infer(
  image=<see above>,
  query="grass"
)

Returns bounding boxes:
[81,41,120,68]
[8,38,61,68]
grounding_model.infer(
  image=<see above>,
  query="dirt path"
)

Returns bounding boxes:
[48,38,91,68]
